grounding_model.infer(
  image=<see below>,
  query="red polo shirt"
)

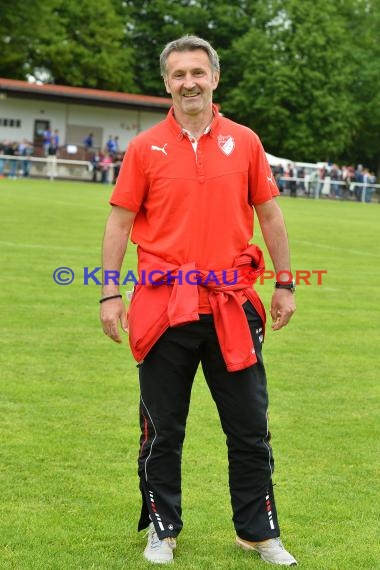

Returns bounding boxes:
[110,106,278,311]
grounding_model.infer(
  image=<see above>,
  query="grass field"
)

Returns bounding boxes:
[0,178,379,569]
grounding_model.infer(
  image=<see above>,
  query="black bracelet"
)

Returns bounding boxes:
[99,294,123,304]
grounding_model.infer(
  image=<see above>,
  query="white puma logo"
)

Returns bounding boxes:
[151,143,168,156]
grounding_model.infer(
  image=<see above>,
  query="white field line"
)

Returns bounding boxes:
[2,195,107,211]
[0,240,91,254]
[2,238,378,260]
[292,239,380,259]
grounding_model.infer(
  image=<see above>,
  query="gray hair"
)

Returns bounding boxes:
[160,35,220,77]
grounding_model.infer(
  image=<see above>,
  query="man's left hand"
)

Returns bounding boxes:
[270,289,296,330]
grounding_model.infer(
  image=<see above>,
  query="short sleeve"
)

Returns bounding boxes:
[109,142,148,212]
[248,134,280,205]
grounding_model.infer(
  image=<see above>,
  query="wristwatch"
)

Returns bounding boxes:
[275,279,296,293]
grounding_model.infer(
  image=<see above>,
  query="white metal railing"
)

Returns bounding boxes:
[0,154,378,201]
[276,176,380,203]
[0,153,115,182]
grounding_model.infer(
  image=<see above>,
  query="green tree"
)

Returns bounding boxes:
[222,0,359,162]
[31,0,136,91]
[0,0,52,79]
[341,0,380,175]
[0,0,136,92]
[119,0,258,96]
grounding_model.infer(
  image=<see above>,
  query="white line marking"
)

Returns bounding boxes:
[0,240,90,254]
[292,239,380,258]
[1,194,105,211]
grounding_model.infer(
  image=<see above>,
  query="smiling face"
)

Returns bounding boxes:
[163,49,219,124]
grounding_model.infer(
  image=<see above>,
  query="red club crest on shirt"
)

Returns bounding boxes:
[217,135,235,156]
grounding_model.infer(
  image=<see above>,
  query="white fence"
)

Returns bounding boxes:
[0,154,379,201]
[0,153,114,182]
[277,176,380,203]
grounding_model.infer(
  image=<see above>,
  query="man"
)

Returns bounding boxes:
[106,135,117,156]
[42,127,52,157]
[49,129,60,156]
[83,132,94,151]
[100,35,297,566]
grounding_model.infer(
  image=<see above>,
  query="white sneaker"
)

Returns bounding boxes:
[236,535,297,566]
[143,522,176,564]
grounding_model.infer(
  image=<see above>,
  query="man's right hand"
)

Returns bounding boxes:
[100,297,129,343]
[100,206,136,343]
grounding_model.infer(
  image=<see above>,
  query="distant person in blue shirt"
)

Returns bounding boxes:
[106,135,117,156]
[42,128,52,156]
[84,133,94,151]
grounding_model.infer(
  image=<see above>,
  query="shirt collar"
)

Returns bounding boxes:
[167,104,220,140]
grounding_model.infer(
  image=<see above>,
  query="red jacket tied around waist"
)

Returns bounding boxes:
[127,244,266,372]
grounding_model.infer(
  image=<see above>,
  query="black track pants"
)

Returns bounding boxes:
[137,301,280,542]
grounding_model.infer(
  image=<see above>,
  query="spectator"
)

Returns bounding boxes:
[53,129,60,149]
[317,164,326,197]
[19,139,33,177]
[42,128,52,156]
[296,166,305,194]
[4,140,18,179]
[273,164,284,192]
[100,152,113,183]
[48,129,60,156]
[91,151,103,182]
[0,141,5,178]
[105,135,117,156]
[354,164,364,202]
[330,164,342,199]
[363,169,376,203]
[112,152,123,184]
[83,133,94,151]
[342,165,355,200]
[287,163,297,197]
